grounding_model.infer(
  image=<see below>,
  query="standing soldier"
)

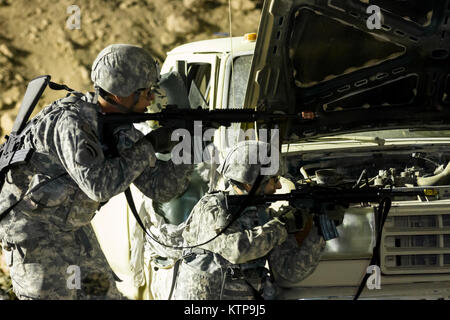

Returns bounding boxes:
[0,44,192,299]
[172,140,342,300]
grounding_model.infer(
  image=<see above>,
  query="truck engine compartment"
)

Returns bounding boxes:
[280,141,450,278]
[284,143,450,190]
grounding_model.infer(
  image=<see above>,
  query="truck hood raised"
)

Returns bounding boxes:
[243,0,450,142]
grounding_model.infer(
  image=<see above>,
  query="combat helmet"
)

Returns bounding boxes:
[217,140,278,190]
[91,44,159,98]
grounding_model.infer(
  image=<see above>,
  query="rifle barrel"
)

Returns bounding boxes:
[225,187,436,206]
[98,107,302,125]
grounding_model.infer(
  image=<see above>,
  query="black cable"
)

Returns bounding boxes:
[126,175,264,251]
[353,197,391,300]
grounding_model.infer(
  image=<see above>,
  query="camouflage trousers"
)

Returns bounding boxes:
[2,224,124,300]
[173,260,277,300]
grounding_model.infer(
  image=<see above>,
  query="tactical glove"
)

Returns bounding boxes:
[323,203,347,226]
[278,207,307,234]
[144,127,177,153]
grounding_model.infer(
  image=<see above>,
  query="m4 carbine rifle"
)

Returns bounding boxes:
[98,104,303,129]
[0,75,304,189]
[224,185,437,241]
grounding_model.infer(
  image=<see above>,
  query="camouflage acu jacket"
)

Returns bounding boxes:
[0,92,193,244]
[173,192,326,300]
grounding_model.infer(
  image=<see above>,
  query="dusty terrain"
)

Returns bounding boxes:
[0,0,262,136]
[0,0,262,299]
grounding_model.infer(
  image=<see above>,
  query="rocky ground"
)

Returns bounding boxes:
[0,0,262,299]
[0,0,262,138]
[0,249,15,299]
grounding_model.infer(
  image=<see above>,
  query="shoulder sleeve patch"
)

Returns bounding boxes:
[75,142,102,167]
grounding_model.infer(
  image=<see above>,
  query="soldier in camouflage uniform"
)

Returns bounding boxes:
[142,162,210,299]
[0,44,193,299]
[172,140,336,300]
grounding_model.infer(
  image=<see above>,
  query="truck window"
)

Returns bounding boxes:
[227,55,253,109]
[187,63,211,109]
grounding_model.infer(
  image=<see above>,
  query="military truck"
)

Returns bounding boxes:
[93,0,450,299]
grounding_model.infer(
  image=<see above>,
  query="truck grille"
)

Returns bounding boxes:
[381,201,450,274]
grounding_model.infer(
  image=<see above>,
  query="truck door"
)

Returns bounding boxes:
[172,55,219,110]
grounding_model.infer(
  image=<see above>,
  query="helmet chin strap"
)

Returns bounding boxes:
[93,86,100,105]
[98,88,141,113]
[129,90,141,112]
[250,176,272,195]
[105,98,133,113]
[228,175,271,195]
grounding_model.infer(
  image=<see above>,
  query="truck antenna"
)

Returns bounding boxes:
[228,0,236,109]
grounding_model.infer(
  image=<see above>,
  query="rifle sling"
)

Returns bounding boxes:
[167,258,181,300]
[124,187,152,239]
[353,197,391,300]
[123,174,265,255]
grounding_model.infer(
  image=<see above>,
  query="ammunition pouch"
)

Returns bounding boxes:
[18,172,97,230]
[221,265,271,300]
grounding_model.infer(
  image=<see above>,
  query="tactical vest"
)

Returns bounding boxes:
[0,94,101,243]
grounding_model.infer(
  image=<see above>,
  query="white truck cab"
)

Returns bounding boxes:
[160,34,257,110]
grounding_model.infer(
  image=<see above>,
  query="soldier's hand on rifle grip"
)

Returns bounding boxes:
[324,203,347,226]
[144,126,177,153]
[278,207,308,234]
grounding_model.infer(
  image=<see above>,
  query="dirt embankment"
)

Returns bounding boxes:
[0,0,262,136]
[0,0,262,300]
